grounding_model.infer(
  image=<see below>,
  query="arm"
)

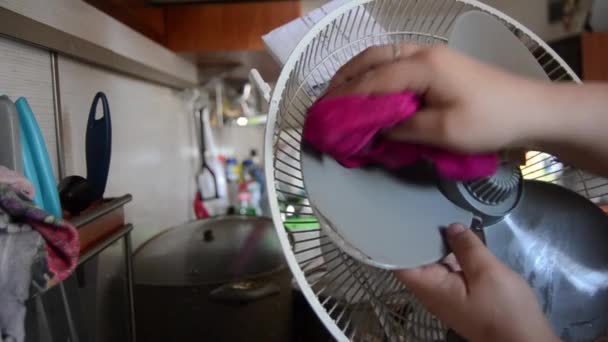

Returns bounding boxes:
[327,44,608,177]
[326,44,581,341]
[525,83,608,176]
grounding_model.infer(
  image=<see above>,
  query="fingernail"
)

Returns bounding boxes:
[446,223,467,237]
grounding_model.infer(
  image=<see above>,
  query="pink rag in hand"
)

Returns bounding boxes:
[303,92,498,180]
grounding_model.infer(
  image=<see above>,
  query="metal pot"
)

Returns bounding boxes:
[133,216,292,341]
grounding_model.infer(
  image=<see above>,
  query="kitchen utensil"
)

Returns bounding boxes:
[21,122,44,208]
[197,108,218,201]
[194,108,216,219]
[59,92,112,215]
[85,92,112,200]
[58,176,95,214]
[0,96,23,173]
[194,107,229,216]
[133,216,292,342]
[16,97,62,217]
[264,1,606,341]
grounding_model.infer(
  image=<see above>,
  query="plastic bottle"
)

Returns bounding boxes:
[237,191,256,216]
[244,149,265,194]
[246,180,262,215]
[198,109,229,216]
[225,157,239,209]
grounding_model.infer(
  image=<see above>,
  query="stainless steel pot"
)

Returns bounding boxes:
[133,216,292,341]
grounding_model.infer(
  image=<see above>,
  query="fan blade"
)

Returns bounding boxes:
[301,147,473,270]
[449,11,549,81]
[485,180,608,341]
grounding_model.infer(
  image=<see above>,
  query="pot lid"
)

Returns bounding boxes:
[134,216,285,286]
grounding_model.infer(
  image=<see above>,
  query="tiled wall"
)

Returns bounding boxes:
[214,125,265,160]
[0,38,58,177]
[58,56,201,248]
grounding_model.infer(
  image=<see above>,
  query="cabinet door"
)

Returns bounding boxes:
[166,1,301,52]
[582,32,608,81]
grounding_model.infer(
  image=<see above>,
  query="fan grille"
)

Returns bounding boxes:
[265,0,587,340]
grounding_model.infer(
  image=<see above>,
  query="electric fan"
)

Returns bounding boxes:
[263,0,608,340]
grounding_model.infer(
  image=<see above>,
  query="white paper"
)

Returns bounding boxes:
[263,0,386,90]
[262,0,352,66]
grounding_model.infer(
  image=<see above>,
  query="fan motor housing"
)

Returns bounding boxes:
[440,162,523,224]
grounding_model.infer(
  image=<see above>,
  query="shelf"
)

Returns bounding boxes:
[66,194,133,256]
[0,7,196,89]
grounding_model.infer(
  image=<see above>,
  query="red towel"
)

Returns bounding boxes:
[0,183,79,288]
[303,92,498,180]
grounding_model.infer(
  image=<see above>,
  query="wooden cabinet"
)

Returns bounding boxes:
[166,1,300,52]
[582,32,608,81]
[85,0,168,45]
[84,0,301,52]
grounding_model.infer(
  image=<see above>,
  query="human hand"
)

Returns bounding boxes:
[326,44,556,153]
[395,223,558,342]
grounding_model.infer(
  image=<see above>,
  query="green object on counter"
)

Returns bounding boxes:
[284,217,320,231]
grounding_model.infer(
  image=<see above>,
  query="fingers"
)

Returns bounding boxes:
[441,253,462,272]
[394,223,497,317]
[328,44,426,93]
[396,224,499,297]
[445,223,498,277]
[384,108,444,146]
[395,263,455,292]
[327,55,434,98]
[395,263,466,313]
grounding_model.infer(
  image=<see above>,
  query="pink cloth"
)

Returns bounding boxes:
[303,92,498,180]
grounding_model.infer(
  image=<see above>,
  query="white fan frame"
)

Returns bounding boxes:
[263,0,580,340]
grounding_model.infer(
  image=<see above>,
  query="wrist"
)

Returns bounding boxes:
[539,83,608,151]
[510,82,580,150]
